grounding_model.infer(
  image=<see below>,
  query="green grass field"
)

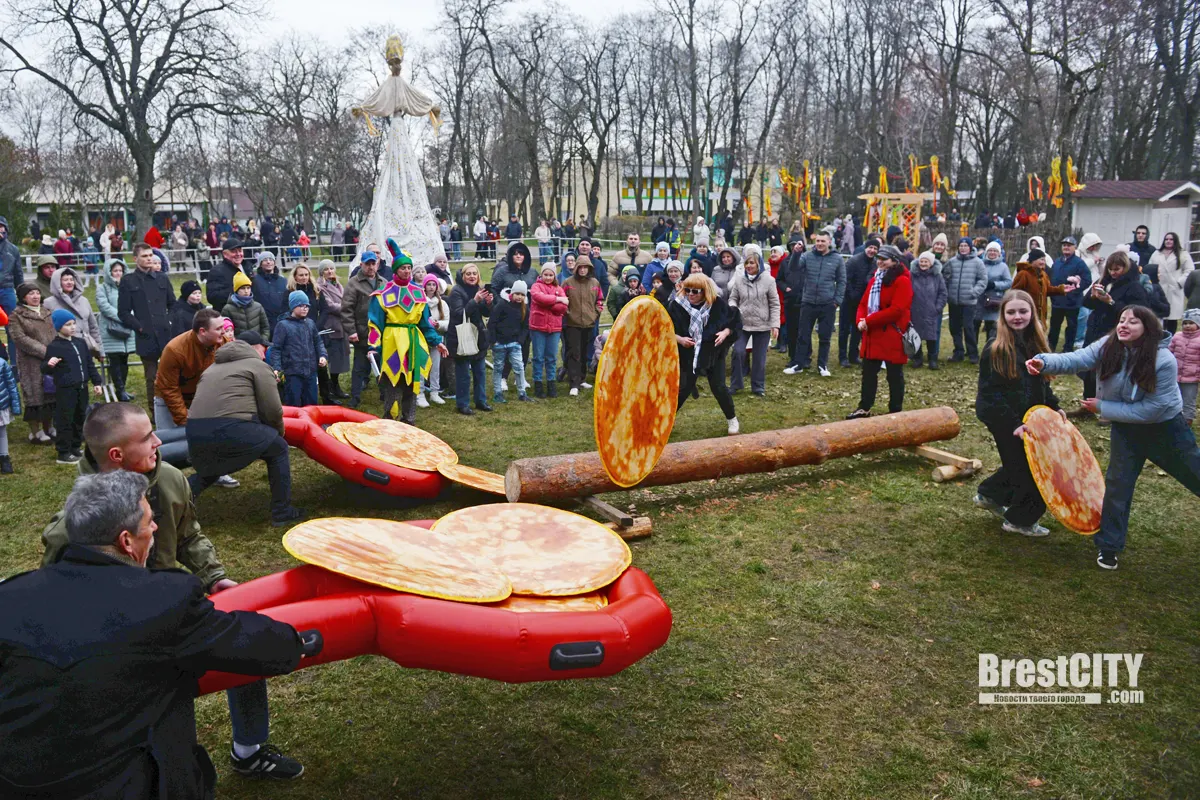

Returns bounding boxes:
[1,271,1197,798]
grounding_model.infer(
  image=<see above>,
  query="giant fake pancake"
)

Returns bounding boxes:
[593,295,680,487]
[432,503,633,595]
[437,462,506,495]
[1022,405,1104,534]
[325,421,357,446]
[283,517,511,601]
[344,418,458,472]
[491,592,608,613]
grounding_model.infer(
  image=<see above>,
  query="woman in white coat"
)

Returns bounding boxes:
[1150,231,1195,334]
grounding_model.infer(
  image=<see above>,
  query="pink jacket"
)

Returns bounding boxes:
[1169,328,1200,383]
[529,280,568,333]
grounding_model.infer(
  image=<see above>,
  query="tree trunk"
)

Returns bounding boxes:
[133,152,156,241]
[505,407,961,502]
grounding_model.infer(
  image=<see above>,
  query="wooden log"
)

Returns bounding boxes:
[506,407,961,503]
[907,445,981,470]
[604,518,653,541]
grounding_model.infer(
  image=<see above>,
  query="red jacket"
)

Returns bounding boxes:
[529,279,568,333]
[769,251,788,326]
[144,227,165,248]
[856,265,913,364]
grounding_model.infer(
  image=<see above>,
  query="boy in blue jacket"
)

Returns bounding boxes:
[269,291,327,406]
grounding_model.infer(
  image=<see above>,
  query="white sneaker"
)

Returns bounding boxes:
[1002,521,1050,538]
[783,366,802,375]
[500,379,509,392]
[727,417,740,435]
[569,388,579,397]
[215,474,240,489]
[416,393,430,408]
[429,391,445,405]
[818,366,832,377]
[580,381,593,389]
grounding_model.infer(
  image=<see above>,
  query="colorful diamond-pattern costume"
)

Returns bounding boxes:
[367,245,443,393]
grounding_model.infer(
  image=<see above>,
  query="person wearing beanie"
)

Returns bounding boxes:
[169,279,207,337]
[608,264,644,323]
[418,275,450,406]
[10,282,57,443]
[642,242,672,288]
[1169,308,1200,425]
[268,290,327,407]
[976,240,1012,343]
[488,278,533,403]
[529,263,568,398]
[1011,247,1080,326]
[222,268,271,344]
[366,240,447,423]
[34,254,58,299]
[42,309,102,464]
[250,250,289,338]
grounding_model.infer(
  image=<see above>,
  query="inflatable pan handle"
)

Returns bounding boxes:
[550,641,604,670]
[362,468,391,485]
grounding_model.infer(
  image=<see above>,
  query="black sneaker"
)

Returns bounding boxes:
[1097,551,1118,570]
[70,449,84,459]
[56,453,82,466]
[457,406,475,416]
[229,744,304,780]
[270,507,307,527]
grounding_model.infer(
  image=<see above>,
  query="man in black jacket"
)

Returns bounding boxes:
[0,470,319,799]
[777,240,807,366]
[205,237,246,316]
[839,237,879,366]
[119,242,177,412]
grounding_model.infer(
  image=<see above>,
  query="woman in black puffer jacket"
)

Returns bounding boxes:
[446,264,493,414]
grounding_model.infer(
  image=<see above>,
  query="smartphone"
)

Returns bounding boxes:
[483,283,494,294]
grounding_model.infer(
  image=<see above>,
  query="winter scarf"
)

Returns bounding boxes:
[868,267,886,314]
[683,301,711,371]
[229,292,254,309]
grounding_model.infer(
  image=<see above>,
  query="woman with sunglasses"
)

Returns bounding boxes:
[669,274,743,435]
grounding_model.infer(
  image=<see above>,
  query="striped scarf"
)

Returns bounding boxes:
[683,300,711,371]
[867,267,886,314]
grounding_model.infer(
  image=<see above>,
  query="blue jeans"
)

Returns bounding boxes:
[539,242,553,261]
[227,680,270,746]
[493,342,526,395]
[530,330,560,383]
[282,373,318,406]
[455,357,487,409]
[791,303,836,369]
[1098,415,1200,553]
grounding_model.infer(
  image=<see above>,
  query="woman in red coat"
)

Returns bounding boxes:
[848,245,913,418]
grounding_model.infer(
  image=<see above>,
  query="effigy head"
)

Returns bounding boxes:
[385,35,404,66]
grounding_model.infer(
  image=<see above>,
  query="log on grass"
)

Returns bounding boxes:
[506,406,961,502]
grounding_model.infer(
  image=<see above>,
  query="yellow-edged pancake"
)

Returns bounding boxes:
[1022,405,1104,534]
[324,421,358,447]
[593,295,679,487]
[432,503,632,595]
[437,462,506,495]
[489,592,608,612]
[343,418,458,473]
[282,517,511,602]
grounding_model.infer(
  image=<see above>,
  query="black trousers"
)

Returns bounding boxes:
[678,355,736,420]
[792,303,836,369]
[837,300,862,363]
[977,419,1046,526]
[564,326,590,389]
[1048,307,1080,352]
[108,352,129,396]
[188,418,292,519]
[53,385,87,456]
[784,302,804,364]
[142,355,158,413]
[858,359,905,413]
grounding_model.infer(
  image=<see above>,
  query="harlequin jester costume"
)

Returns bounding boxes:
[367,239,444,422]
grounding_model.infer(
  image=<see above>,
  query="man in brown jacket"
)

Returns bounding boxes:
[340,250,385,407]
[185,331,302,526]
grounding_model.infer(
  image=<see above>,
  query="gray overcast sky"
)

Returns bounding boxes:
[271,0,641,43]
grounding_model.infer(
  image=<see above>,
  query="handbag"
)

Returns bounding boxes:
[896,323,922,357]
[455,320,479,357]
[106,318,134,340]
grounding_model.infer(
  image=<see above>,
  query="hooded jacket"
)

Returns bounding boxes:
[0,215,21,295]
[641,256,671,289]
[606,266,641,322]
[1077,233,1105,283]
[1128,237,1156,274]
[487,295,529,345]
[711,247,743,300]
[187,339,284,434]
[686,246,716,276]
[251,266,289,335]
[222,296,271,342]
[943,245,988,306]
[977,252,1013,322]
[1150,248,1196,320]
[492,242,539,295]
[1039,334,1182,424]
[1011,261,1068,324]
[41,447,226,588]
[909,262,948,340]
[776,250,806,305]
[727,267,780,332]
[44,267,103,355]
[564,261,602,328]
[9,303,55,406]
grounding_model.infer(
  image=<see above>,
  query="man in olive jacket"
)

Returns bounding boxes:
[38,402,309,784]
[4,471,312,799]
[340,250,385,406]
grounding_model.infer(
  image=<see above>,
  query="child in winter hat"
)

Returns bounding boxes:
[1169,308,1200,425]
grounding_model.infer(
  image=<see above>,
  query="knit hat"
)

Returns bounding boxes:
[743,243,763,261]
[1182,309,1200,326]
[932,232,949,247]
[232,271,253,292]
[984,241,1003,256]
[180,280,202,299]
[655,242,670,254]
[236,330,265,347]
[255,250,276,267]
[16,282,39,302]
[1026,248,1046,264]
[865,237,882,250]
[696,235,710,247]
[288,290,310,310]
[51,309,75,331]
[36,254,58,269]
[41,234,53,247]
[317,259,336,274]
[509,280,528,296]
[958,237,973,248]
[386,237,412,269]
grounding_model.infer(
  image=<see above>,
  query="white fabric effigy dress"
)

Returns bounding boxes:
[354,74,446,268]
